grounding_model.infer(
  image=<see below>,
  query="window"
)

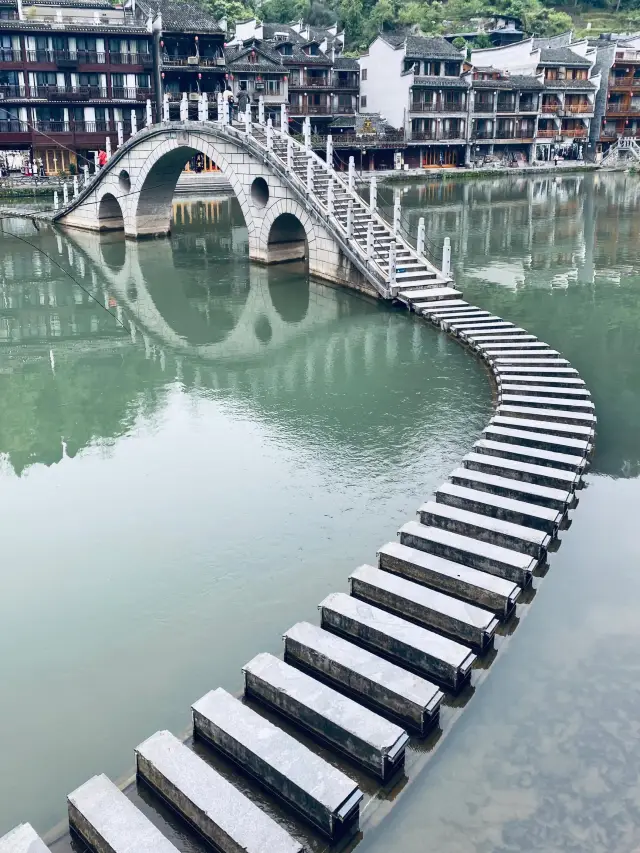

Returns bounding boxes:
[78,73,100,87]
[362,68,367,81]
[136,73,150,89]
[278,43,293,55]
[361,95,367,107]
[266,78,280,94]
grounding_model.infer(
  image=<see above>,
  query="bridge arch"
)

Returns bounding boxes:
[130,133,256,241]
[97,192,124,231]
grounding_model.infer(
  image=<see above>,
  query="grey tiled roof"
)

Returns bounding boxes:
[281,45,332,65]
[333,56,358,69]
[329,114,357,127]
[155,0,223,33]
[538,47,591,67]
[261,22,304,42]
[543,78,596,90]
[413,75,469,88]
[405,36,462,60]
[473,75,544,90]
[225,44,283,68]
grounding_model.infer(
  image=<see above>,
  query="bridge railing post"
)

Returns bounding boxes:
[348,155,355,190]
[217,92,223,123]
[266,118,273,151]
[388,242,397,295]
[367,219,374,261]
[62,182,68,205]
[179,93,188,123]
[223,96,230,125]
[72,174,78,198]
[93,151,99,174]
[162,94,170,123]
[327,177,333,215]
[117,121,123,148]
[442,236,451,277]
[306,156,313,193]
[346,199,353,239]
[326,134,333,168]
[53,190,59,210]
[245,103,252,135]
[83,164,89,186]
[304,117,311,151]
[393,197,401,236]
[417,216,425,257]
[258,96,265,125]
[146,97,153,127]
[105,135,111,160]
[130,108,137,136]
[286,137,293,171]
[369,175,377,212]
[280,102,288,134]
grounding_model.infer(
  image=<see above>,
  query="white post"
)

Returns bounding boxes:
[117,121,124,148]
[280,102,288,134]
[83,164,89,186]
[245,103,252,135]
[72,174,79,197]
[287,136,293,171]
[442,236,451,277]
[162,93,170,122]
[306,156,313,192]
[393,197,401,236]
[327,177,333,215]
[146,97,153,127]
[417,217,425,257]
[201,92,208,122]
[130,108,137,135]
[389,242,397,293]
[223,96,230,125]
[266,120,273,151]
[369,175,377,211]
[326,133,333,167]
[53,190,59,210]
[346,199,353,239]
[179,93,188,122]
[367,219,374,261]
[304,116,311,150]
[93,150,99,172]
[348,155,355,189]
[258,95,265,125]
[62,182,68,205]
[217,92,223,123]
[105,135,111,160]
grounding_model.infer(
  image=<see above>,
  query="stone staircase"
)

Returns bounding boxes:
[601,137,640,168]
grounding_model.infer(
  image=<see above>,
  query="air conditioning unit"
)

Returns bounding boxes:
[189,92,200,101]
[187,56,198,65]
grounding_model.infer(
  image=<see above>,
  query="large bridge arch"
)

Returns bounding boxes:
[55,122,382,295]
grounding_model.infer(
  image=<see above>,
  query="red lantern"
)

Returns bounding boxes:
[161,71,165,79]
[195,35,199,42]
[160,40,164,47]
[225,73,228,79]
[198,72,202,79]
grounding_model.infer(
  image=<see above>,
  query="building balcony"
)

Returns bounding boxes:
[110,52,153,68]
[473,102,494,113]
[289,104,333,115]
[112,86,154,101]
[289,78,331,89]
[0,119,29,134]
[161,55,225,68]
[473,129,535,140]
[496,100,517,112]
[332,77,359,89]
[608,75,640,88]
[32,85,111,101]
[561,128,588,137]
[562,103,593,114]
[411,101,466,113]
[0,48,22,63]
[0,85,27,99]
[411,128,466,141]
[77,50,107,65]
[536,129,557,138]
[540,102,561,113]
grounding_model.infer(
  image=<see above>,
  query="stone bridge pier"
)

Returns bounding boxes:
[57,125,370,294]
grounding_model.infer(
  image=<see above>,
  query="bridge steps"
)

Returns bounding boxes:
[242,652,409,781]
[496,403,596,426]
[192,687,363,840]
[463,451,581,491]
[349,563,498,652]
[495,365,579,377]
[435,481,562,535]
[377,540,520,617]
[417,500,550,559]
[0,825,50,853]
[489,415,595,441]
[499,393,595,412]
[68,774,179,853]
[319,592,477,692]
[399,517,538,586]
[482,424,591,456]
[283,621,443,735]
[135,730,303,853]
[448,467,572,512]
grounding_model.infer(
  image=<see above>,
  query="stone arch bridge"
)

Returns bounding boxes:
[53,118,452,301]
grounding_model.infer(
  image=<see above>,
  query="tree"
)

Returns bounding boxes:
[472,32,493,47]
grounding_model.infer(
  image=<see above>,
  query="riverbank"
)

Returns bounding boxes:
[360,161,603,185]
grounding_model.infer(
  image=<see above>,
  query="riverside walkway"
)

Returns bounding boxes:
[0,107,594,853]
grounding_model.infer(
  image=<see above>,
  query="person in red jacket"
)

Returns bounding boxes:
[98,149,107,168]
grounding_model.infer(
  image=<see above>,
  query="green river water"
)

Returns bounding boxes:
[0,172,639,853]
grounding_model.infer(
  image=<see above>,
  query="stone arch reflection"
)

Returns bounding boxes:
[267,263,310,325]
